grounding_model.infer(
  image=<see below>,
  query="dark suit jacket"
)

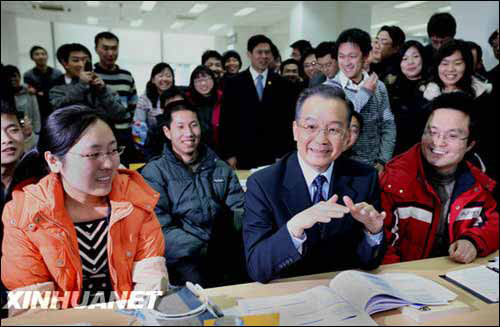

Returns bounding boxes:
[219,68,298,169]
[243,152,386,283]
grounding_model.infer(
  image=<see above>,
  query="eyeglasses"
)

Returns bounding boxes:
[298,123,346,138]
[423,128,468,144]
[194,76,213,84]
[304,61,317,69]
[67,146,125,161]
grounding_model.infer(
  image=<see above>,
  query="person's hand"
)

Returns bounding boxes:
[362,72,378,93]
[26,85,37,95]
[226,157,237,169]
[79,71,94,84]
[287,195,350,238]
[374,162,385,175]
[343,196,385,234]
[90,75,106,90]
[22,116,33,138]
[449,239,478,264]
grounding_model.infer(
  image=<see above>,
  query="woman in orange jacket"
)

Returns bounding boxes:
[1,105,168,316]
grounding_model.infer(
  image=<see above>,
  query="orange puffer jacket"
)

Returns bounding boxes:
[1,169,168,308]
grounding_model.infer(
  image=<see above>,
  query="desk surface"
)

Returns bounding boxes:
[2,251,498,326]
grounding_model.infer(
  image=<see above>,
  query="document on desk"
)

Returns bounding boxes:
[237,271,457,325]
[443,265,499,303]
[238,285,376,326]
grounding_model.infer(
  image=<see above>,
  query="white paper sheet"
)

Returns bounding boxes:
[445,266,499,302]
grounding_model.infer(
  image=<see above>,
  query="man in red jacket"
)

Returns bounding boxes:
[380,92,498,264]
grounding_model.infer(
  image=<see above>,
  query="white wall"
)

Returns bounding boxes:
[452,1,499,71]
[1,12,19,67]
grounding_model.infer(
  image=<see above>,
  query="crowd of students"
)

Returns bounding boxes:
[0,12,498,317]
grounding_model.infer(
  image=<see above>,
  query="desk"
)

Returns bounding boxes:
[2,251,498,326]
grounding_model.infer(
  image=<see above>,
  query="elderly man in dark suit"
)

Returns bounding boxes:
[243,85,386,283]
[219,34,298,170]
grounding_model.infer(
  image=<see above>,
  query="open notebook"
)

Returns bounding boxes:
[237,271,457,326]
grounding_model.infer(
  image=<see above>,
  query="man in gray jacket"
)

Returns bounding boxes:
[141,100,246,287]
[49,43,127,122]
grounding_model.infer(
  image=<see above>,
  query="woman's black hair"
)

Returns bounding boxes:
[188,65,218,105]
[397,40,429,80]
[145,62,175,106]
[38,105,117,160]
[432,39,475,97]
[300,48,316,80]
[221,50,242,70]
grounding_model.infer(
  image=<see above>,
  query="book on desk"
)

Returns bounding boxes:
[236,270,458,326]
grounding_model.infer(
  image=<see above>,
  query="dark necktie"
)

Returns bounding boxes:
[312,175,327,204]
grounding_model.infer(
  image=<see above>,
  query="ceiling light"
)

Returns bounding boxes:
[170,21,185,29]
[87,16,98,25]
[371,21,400,30]
[189,4,208,15]
[130,19,143,27]
[140,1,156,12]
[209,24,225,32]
[405,23,427,31]
[438,6,452,12]
[394,1,428,9]
[234,7,256,17]
[31,1,44,3]
[412,32,427,37]
[86,1,101,7]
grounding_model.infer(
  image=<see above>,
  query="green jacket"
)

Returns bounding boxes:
[141,144,245,264]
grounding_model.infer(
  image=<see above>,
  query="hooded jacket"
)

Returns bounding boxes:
[380,144,499,264]
[1,169,167,313]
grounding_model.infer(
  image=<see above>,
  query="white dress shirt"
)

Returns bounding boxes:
[288,152,383,255]
[337,70,369,92]
[249,66,269,88]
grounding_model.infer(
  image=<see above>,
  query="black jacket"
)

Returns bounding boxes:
[219,69,298,169]
[243,152,386,283]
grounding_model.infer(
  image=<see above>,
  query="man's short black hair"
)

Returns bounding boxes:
[336,28,372,57]
[94,31,119,47]
[427,12,457,38]
[315,41,337,60]
[29,45,47,59]
[1,97,20,124]
[247,34,273,53]
[56,43,92,65]
[201,50,222,65]
[280,58,300,75]
[378,26,406,49]
[429,92,478,145]
[290,39,313,57]
[163,99,198,128]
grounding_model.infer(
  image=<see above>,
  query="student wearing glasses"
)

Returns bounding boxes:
[243,85,386,283]
[1,105,168,316]
[381,93,499,265]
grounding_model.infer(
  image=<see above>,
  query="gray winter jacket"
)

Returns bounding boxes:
[141,144,245,264]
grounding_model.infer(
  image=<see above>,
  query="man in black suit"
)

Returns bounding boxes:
[243,85,386,283]
[219,34,297,170]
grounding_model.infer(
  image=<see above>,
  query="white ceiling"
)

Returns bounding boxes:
[1,1,450,38]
